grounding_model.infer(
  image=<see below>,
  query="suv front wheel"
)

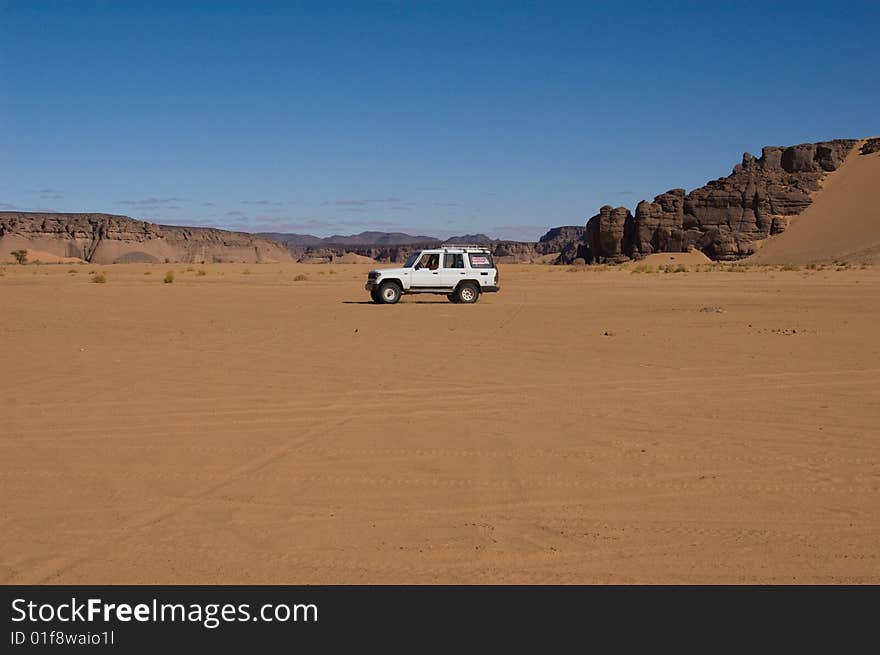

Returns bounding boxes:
[376,281,401,304]
[455,282,480,304]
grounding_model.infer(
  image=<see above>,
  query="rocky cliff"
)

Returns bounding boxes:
[534,226,585,263]
[578,139,860,262]
[0,212,293,264]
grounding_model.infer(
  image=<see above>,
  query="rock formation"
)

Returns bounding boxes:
[579,139,860,262]
[584,206,633,263]
[861,138,880,155]
[535,226,586,264]
[0,212,292,264]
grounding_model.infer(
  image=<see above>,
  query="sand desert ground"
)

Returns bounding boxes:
[1,261,878,584]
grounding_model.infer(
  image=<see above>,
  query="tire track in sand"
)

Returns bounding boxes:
[16,411,352,583]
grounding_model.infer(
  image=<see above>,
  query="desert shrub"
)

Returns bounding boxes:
[293,274,308,282]
[631,264,655,274]
[242,269,251,275]
[186,267,194,272]
[329,269,337,274]
[164,271,174,284]
[780,263,800,271]
[572,258,586,266]
[197,269,207,276]
[68,269,78,274]
[144,271,152,275]
[11,249,27,264]
[566,263,601,272]
[91,273,106,284]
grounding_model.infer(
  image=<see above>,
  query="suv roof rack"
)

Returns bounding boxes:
[439,243,491,250]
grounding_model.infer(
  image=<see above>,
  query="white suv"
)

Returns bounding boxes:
[365,245,500,304]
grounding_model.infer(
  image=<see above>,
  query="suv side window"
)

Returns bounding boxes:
[467,253,494,269]
[443,253,464,269]
[416,253,439,270]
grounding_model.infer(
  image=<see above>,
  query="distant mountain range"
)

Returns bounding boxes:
[257,228,585,263]
[256,231,495,247]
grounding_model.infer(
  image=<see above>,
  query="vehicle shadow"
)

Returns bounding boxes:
[341,301,450,305]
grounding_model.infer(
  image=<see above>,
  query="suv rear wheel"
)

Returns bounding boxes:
[377,281,401,304]
[455,282,480,304]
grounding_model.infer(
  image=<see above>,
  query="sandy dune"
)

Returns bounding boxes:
[0,247,85,265]
[751,142,880,264]
[627,250,712,267]
[1,262,878,583]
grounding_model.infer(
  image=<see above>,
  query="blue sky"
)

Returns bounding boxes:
[1,1,877,240]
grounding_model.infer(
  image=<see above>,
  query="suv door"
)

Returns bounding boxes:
[411,252,441,287]
[439,252,466,289]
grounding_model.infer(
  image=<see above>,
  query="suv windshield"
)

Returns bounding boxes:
[403,251,421,268]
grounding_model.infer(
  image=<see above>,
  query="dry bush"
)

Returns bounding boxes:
[197,269,207,276]
[565,263,608,272]
[293,274,308,282]
[164,271,175,284]
[90,273,107,284]
[662,264,688,273]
